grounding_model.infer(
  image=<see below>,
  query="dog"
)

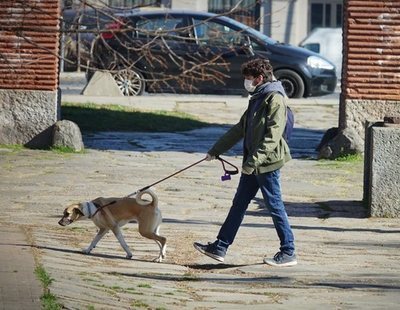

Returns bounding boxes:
[58,189,166,262]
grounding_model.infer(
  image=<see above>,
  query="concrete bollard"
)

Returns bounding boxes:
[364,117,400,217]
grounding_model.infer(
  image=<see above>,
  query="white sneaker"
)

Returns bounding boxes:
[263,252,297,267]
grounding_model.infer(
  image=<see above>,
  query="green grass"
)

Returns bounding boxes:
[41,292,61,310]
[34,265,53,288]
[131,300,149,308]
[50,146,85,154]
[34,265,62,310]
[61,102,208,132]
[0,144,25,151]
[334,153,363,162]
[317,153,363,168]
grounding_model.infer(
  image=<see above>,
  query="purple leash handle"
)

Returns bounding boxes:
[216,156,239,181]
[216,155,239,175]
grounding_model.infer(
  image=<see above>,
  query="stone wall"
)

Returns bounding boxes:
[0,90,59,148]
[342,99,400,141]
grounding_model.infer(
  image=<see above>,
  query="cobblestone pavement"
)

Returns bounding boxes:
[1,76,399,309]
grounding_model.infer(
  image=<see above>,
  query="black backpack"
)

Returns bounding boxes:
[265,92,295,143]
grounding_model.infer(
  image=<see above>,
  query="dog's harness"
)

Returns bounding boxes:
[90,156,238,217]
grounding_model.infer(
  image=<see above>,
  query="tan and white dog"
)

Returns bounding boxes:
[58,189,166,262]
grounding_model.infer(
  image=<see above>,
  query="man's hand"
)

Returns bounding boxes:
[205,153,215,161]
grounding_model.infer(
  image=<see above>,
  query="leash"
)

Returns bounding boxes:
[125,155,238,197]
[91,155,238,217]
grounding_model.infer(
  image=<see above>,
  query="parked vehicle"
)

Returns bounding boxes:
[61,8,119,71]
[299,27,342,78]
[88,9,337,98]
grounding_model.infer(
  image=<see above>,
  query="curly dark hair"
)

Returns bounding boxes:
[241,58,274,82]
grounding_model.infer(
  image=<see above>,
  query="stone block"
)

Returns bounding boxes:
[365,122,400,217]
[81,71,123,97]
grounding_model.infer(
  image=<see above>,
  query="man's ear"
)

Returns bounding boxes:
[254,75,263,85]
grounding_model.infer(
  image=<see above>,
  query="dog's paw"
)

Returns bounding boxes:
[126,254,132,259]
[153,256,163,263]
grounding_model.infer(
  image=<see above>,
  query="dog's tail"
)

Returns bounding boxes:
[136,189,158,207]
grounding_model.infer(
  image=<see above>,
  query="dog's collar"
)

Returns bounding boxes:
[85,201,99,219]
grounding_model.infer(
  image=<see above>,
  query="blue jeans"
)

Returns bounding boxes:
[216,169,295,255]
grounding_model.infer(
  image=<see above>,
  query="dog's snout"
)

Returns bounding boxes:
[58,218,70,226]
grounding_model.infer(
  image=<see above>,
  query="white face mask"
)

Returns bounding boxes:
[244,79,256,92]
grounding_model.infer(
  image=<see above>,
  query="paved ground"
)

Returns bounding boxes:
[0,225,41,310]
[0,74,399,309]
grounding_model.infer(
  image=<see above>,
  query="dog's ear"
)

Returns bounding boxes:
[74,205,85,217]
[75,208,84,216]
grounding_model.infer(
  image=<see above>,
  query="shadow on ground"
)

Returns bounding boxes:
[83,126,325,159]
[248,198,367,218]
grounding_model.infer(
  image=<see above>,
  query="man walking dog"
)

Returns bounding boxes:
[194,58,297,267]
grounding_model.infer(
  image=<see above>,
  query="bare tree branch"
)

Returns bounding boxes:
[2,0,263,95]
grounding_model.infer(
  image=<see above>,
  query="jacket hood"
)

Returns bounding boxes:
[251,81,286,98]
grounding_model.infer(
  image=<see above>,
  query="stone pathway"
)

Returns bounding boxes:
[0,225,41,310]
[1,86,399,309]
[1,143,399,309]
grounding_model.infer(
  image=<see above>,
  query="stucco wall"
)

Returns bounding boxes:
[269,0,308,45]
[171,0,207,11]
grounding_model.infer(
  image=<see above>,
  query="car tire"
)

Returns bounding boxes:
[274,69,305,98]
[113,68,145,96]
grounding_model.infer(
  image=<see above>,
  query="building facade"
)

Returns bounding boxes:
[263,0,343,45]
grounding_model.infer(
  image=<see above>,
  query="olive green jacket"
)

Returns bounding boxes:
[208,92,291,174]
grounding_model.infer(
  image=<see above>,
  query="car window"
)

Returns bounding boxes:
[136,16,191,40]
[193,19,245,47]
[303,43,320,53]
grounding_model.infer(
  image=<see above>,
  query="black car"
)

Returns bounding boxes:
[88,9,337,98]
